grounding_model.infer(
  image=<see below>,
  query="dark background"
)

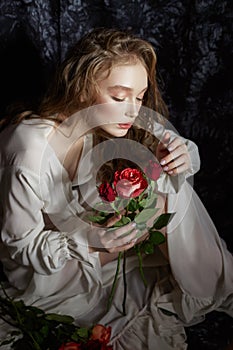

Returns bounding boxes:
[0,1,232,348]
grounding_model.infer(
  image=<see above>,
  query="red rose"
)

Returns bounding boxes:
[113,168,148,198]
[84,339,113,349]
[144,160,162,181]
[91,324,112,344]
[58,342,82,350]
[98,183,116,202]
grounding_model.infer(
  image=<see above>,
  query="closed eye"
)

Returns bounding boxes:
[111,96,125,102]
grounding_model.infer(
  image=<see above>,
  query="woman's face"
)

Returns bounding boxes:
[94,61,148,137]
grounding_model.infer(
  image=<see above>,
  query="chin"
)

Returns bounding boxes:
[110,129,129,137]
[100,126,129,138]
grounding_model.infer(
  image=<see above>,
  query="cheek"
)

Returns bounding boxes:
[94,103,127,125]
[95,92,110,104]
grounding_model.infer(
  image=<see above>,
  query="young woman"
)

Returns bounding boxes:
[0,28,232,349]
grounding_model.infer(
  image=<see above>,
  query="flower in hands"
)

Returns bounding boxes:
[90,163,172,250]
[144,159,162,181]
[87,163,175,315]
[113,168,148,198]
[98,167,148,203]
[99,182,116,202]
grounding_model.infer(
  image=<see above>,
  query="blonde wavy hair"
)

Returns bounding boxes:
[38,27,168,120]
[0,28,168,178]
[1,27,168,124]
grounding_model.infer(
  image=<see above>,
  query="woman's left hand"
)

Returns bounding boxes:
[156,132,191,176]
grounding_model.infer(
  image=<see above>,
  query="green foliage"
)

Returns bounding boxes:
[113,216,131,227]
[0,289,91,350]
[135,208,158,224]
[152,213,175,230]
[149,230,166,245]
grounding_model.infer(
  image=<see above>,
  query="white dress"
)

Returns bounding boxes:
[0,117,232,349]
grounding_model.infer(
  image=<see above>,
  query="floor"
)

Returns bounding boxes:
[186,311,233,350]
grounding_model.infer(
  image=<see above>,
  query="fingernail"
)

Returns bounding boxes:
[168,170,173,174]
[132,222,137,227]
[168,146,173,152]
[163,166,169,171]
[160,160,166,165]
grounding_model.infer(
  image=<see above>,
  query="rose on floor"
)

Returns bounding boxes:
[0,287,113,350]
[91,324,111,343]
[59,342,81,350]
[59,324,113,350]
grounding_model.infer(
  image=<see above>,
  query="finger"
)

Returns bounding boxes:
[111,222,137,239]
[104,230,138,250]
[107,240,136,253]
[160,144,187,166]
[108,230,150,252]
[105,214,122,228]
[163,155,190,175]
[173,163,189,175]
[103,226,138,245]
[158,131,170,150]
[166,137,184,152]
[167,163,190,176]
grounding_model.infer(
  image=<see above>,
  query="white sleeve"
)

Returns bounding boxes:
[167,181,233,304]
[0,167,92,275]
[156,128,201,194]
[134,118,200,193]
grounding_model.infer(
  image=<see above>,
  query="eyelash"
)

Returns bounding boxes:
[111,96,144,102]
[111,96,124,102]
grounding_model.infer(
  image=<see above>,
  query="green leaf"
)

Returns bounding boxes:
[138,198,147,208]
[149,230,166,245]
[39,325,49,337]
[87,214,108,225]
[135,208,157,224]
[152,213,174,229]
[113,216,131,227]
[26,305,45,315]
[45,313,74,324]
[112,198,128,213]
[127,199,138,212]
[14,300,25,310]
[142,241,154,255]
[144,193,158,209]
[77,327,89,338]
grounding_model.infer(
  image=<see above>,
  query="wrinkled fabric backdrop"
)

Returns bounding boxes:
[0,0,232,349]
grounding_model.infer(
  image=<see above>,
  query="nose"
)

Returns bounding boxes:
[124,102,139,118]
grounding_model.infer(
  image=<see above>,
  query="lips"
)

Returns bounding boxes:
[118,123,132,129]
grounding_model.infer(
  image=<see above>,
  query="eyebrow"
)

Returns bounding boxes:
[107,85,148,93]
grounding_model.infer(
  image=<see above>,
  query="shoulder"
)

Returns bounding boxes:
[0,117,55,174]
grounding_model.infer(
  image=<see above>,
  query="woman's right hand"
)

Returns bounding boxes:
[88,214,139,253]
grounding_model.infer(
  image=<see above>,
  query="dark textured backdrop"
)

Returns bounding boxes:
[0,1,232,349]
